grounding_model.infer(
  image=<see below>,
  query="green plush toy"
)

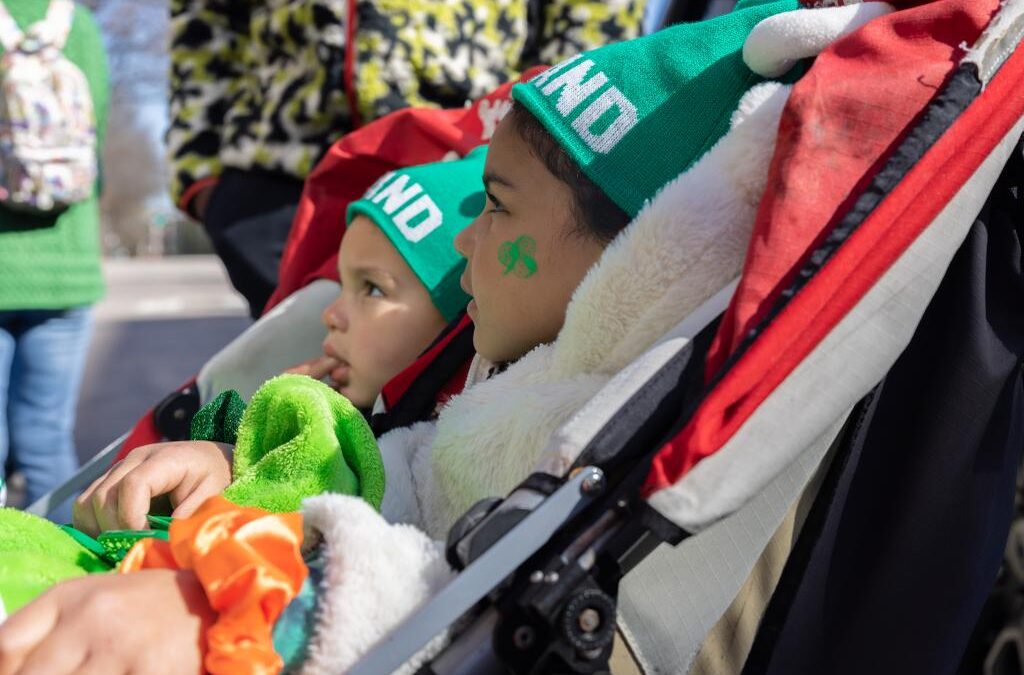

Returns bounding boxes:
[0,508,110,616]
[194,374,385,513]
[0,374,384,619]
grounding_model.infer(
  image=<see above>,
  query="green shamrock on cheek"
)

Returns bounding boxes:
[498,235,538,279]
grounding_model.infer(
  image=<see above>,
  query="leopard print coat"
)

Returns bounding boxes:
[168,0,646,211]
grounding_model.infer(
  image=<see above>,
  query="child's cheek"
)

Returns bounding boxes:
[497,234,539,280]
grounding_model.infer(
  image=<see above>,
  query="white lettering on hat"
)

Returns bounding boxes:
[363,171,395,200]
[533,54,638,154]
[540,59,608,116]
[572,87,639,154]
[478,98,512,140]
[370,174,423,214]
[367,173,443,243]
[393,194,443,243]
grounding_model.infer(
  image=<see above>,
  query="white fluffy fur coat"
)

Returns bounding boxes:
[298,82,791,674]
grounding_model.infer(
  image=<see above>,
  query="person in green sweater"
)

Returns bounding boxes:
[0,0,109,521]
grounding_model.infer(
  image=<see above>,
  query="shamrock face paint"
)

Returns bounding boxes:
[454,116,606,364]
[498,235,538,278]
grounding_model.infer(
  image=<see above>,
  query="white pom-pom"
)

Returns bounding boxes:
[743,2,895,78]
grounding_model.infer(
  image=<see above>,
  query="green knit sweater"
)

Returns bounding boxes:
[0,0,108,310]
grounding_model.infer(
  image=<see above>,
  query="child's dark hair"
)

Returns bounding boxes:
[506,102,631,244]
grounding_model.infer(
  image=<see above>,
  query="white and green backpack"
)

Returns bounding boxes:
[0,0,96,214]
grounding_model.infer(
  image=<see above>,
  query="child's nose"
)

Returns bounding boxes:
[454,217,478,259]
[322,297,348,332]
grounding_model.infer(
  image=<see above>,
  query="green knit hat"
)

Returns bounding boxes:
[347,146,488,322]
[511,0,800,217]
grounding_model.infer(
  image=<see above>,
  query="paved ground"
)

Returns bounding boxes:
[74,256,251,460]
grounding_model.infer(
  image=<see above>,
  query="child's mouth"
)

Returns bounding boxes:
[330,360,351,387]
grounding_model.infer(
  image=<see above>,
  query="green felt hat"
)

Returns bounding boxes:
[511,0,800,217]
[347,146,488,322]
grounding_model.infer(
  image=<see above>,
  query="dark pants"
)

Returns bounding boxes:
[743,137,1024,675]
[204,169,305,319]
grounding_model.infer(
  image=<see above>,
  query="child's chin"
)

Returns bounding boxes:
[336,383,371,409]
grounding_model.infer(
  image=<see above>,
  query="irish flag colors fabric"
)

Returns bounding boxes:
[642,0,1024,531]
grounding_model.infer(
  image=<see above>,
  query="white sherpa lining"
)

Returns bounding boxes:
[424,82,792,536]
[299,495,454,675]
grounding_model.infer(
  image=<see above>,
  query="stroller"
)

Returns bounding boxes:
[30,0,1024,672]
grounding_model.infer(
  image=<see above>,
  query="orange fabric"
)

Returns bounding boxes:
[121,496,307,675]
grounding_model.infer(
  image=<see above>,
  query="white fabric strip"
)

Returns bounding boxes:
[618,413,846,674]
[0,1,24,53]
[535,279,738,478]
[34,0,75,51]
[964,0,1024,84]
[197,279,337,403]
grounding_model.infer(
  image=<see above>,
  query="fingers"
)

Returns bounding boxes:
[1,571,209,675]
[86,459,145,534]
[74,652,119,675]
[0,586,62,675]
[14,623,87,675]
[74,441,233,536]
[114,454,197,532]
[71,487,101,537]
[170,477,225,520]
[75,444,185,534]
[74,447,155,536]
[284,355,340,379]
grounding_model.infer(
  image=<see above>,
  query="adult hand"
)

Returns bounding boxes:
[73,441,233,536]
[0,569,212,675]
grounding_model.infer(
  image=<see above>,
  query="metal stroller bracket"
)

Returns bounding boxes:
[348,467,608,675]
[441,466,671,675]
[415,427,688,675]
[26,431,128,518]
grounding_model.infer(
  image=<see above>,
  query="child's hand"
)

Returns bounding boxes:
[0,569,211,675]
[284,354,341,381]
[73,441,233,537]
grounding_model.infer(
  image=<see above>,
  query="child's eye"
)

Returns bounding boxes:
[365,282,385,298]
[485,191,506,214]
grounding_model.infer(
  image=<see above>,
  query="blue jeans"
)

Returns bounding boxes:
[0,307,93,520]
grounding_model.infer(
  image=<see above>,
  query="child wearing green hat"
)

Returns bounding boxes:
[69,147,488,537]
[0,1,891,671]
[318,145,484,409]
[0,148,489,619]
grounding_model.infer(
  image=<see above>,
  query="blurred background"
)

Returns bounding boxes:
[6,0,723,497]
[4,0,249,504]
[86,0,210,257]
